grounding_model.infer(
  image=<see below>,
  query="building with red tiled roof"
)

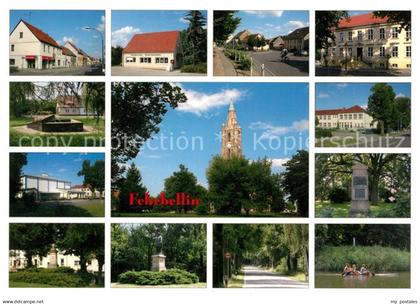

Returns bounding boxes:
[325,12,411,70]
[316,105,377,130]
[9,19,66,70]
[122,30,182,71]
[64,41,91,67]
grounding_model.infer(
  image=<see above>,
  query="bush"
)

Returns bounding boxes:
[181,63,207,74]
[118,269,199,285]
[240,56,251,70]
[318,205,334,218]
[9,267,93,287]
[315,128,333,138]
[315,246,410,272]
[329,187,349,204]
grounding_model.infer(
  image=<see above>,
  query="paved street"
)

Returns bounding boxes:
[10,66,104,76]
[213,47,237,76]
[249,51,309,76]
[243,266,308,288]
[315,64,411,76]
[111,66,205,76]
[317,130,411,148]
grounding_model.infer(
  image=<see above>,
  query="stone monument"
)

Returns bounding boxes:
[349,162,370,216]
[48,244,58,268]
[151,233,166,272]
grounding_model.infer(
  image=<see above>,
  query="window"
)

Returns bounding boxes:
[367,29,373,40]
[19,32,23,38]
[339,114,343,119]
[339,48,344,57]
[392,27,398,38]
[126,57,136,63]
[358,114,363,119]
[407,64,411,68]
[392,63,398,68]
[60,259,64,266]
[10,59,15,65]
[379,46,386,57]
[357,31,363,40]
[11,44,14,52]
[344,114,347,119]
[406,29,411,41]
[367,47,373,57]
[348,47,352,57]
[43,44,46,52]
[57,59,61,66]
[140,57,151,63]
[339,32,344,42]
[74,261,80,266]
[348,31,352,41]
[379,28,385,39]
[392,46,398,57]
[406,46,411,57]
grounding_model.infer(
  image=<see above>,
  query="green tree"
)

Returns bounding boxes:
[282,150,309,217]
[393,96,411,130]
[182,11,207,65]
[111,82,187,183]
[9,153,27,201]
[10,82,35,117]
[118,163,147,211]
[247,34,266,48]
[315,11,348,51]
[78,159,105,199]
[213,11,241,45]
[57,224,104,274]
[82,82,105,124]
[9,224,56,268]
[373,11,411,31]
[164,164,201,213]
[111,46,123,66]
[367,83,396,135]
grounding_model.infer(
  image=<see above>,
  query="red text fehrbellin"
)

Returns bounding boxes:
[129,192,201,206]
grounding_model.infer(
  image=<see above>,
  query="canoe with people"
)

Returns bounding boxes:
[341,263,375,277]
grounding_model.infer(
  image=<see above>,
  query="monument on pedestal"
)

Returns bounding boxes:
[349,162,370,217]
[151,232,166,272]
[48,244,58,268]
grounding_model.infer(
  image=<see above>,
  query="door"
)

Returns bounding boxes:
[357,47,363,60]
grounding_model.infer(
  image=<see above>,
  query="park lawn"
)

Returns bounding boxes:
[112,211,297,217]
[111,282,206,288]
[9,281,58,288]
[228,271,244,288]
[287,273,308,282]
[10,199,105,217]
[9,116,105,147]
[316,200,397,218]
[316,137,358,147]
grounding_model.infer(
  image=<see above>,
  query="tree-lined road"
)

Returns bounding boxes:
[243,266,308,288]
[249,51,309,76]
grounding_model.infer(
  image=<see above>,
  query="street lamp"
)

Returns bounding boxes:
[83,26,104,73]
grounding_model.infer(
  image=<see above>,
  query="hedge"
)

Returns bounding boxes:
[118,268,199,285]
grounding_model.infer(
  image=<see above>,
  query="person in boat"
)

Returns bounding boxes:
[359,264,375,276]
[351,264,361,275]
[342,263,353,276]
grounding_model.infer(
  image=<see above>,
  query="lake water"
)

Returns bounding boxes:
[315,272,410,288]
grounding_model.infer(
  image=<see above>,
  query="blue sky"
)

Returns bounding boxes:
[128,83,309,196]
[10,10,105,58]
[316,83,411,110]
[22,153,104,185]
[111,10,207,47]
[234,10,309,39]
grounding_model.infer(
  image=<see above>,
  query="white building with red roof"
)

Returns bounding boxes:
[9,19,84,70]
[316,105,377,130]
[327,12,411,70]
[122,30,182,71]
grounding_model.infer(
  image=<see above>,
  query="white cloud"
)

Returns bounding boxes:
[249,119,309,139]
[270,158,289,169]
[287,20,305,29]
[317,92,330,99]
[96,15,105,32]
[111,26,141,47]
[244,11,284,18]
[179,17,189,24]
[177,89,244,116]
[396,92,406,98]
[62,36,75,43]
[336,83,348,89]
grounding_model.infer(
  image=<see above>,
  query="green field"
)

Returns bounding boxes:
[10,116,105,147]
[9,281,57,288]
[10,199,105,217]
[315,200,398,218]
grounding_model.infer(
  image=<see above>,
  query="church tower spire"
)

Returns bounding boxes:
[221,99,242,159]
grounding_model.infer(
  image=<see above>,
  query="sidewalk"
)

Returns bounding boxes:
[213,47,237,76]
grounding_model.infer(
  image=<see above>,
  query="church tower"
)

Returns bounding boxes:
[221,99,242,159]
